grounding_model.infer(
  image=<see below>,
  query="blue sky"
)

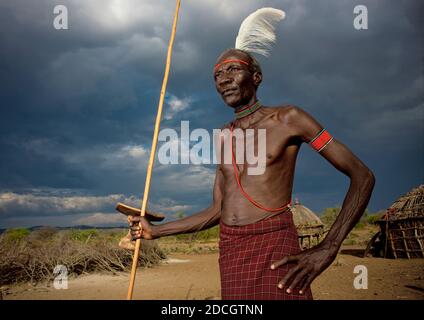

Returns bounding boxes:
[0,0,423,228]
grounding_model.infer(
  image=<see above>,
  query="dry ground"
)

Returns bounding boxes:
[2,248,423,300]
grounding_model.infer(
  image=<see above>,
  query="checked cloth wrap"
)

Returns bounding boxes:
[219,208,313,300]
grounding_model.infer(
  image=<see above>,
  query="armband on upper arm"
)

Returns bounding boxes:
[308,129,334,152]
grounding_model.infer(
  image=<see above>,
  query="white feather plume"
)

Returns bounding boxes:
[235,7,285,57]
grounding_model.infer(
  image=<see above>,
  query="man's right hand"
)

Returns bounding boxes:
[116,203,165,242]
[128,215,156,240]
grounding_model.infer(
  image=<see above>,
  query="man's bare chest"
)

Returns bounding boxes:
[218,123,294,178]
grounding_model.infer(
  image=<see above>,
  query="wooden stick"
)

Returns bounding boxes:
[127,0,181,300]
[399,224,410,259]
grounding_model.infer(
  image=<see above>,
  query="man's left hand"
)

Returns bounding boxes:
[270,243,339,294]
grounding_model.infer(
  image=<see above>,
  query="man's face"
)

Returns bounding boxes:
[214,50,261,108]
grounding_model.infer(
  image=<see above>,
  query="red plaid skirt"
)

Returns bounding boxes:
[219,208,313,300]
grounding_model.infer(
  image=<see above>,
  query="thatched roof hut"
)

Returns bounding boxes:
[382,184,424,222]
[291,202,324,236]
[290,200,325,249]
[365,184,424,259]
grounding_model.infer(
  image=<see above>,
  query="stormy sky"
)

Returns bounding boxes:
[0,0,422,228]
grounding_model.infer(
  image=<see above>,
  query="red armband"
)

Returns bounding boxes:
[309,129,333,152]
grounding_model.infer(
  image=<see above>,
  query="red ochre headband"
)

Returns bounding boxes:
[214,59,249,71]
[309,129,333,152]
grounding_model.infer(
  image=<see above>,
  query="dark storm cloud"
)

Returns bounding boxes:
[0,0,422,227]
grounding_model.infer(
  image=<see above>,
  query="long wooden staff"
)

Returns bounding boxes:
[127,0,181,300]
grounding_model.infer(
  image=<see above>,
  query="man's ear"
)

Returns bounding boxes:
[253,71,262,87]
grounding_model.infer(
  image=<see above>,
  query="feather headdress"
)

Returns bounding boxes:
[235,8,285,57]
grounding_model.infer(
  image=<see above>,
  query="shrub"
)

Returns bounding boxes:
[0,229,166,286]
[367,214,381,224]
[2,228,30,242]
[191,225,220,241]
[69,229,98,242]
[353,221,366,230]
[172,225,220,242]
[320,207,341,227]
[28,227,59,242]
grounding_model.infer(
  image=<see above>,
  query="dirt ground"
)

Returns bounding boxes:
[2,249,424,300]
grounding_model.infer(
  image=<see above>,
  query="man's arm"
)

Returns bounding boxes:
[128,166,224,240]
[272,106,375,294]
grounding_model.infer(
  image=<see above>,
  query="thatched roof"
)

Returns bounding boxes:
[291,202,324,236]
[380,184,424,222]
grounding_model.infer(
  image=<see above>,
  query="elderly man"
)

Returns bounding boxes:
[123,48,375,300]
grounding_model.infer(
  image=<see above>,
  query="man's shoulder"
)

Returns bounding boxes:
[264,104,308,123]
[217,105,309,129]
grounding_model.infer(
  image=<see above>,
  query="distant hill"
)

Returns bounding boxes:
[0,225,128,235]
[30,225,127,230]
